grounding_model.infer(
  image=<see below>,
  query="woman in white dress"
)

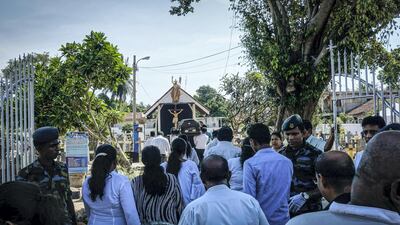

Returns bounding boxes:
[228,137,255,191]
[82,144,140,225]
[162,138,205,206]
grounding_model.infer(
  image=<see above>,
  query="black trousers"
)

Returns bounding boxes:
[195,148,205,163]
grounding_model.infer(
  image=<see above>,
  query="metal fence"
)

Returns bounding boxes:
[329,40,400,149]
[0,54,35,183]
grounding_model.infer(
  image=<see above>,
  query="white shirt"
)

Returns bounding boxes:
[306,135,326,152]
[193,134,209,149]
[82,171,141,225]
[354,150,364,169]
[151,135,171,155]
[205,138,218,151]
[204,141,241,160]
[287,202,400,225]
[178,184,269,225]
[161,160,205,206]
[144,137,155,147]
[228,157,243,191]
[184,148,200,166]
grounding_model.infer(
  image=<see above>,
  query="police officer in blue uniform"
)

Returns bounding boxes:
[280,115,322,217]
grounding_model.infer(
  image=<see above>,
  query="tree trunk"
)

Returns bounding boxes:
[275,94,321,131]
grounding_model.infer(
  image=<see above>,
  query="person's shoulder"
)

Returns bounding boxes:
[287,211,334,225]
[111,171,130,181]
[303,142,322,155]
[183,195,206,210]
[228,157,241,168]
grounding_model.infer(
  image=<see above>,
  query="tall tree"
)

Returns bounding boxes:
[193,85,227,117]
[170,0,400,129]
[220,72,275,133]
[32,31,132,164]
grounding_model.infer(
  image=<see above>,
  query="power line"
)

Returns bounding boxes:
[142,62,240,75]
[145,52,242,72]
[140,46,241,69]
[223,9,236,76]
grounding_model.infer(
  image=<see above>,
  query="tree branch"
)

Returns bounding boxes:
[303,0,336,60]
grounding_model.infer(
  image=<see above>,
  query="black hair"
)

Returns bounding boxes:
[247,123,271,145]
[88,144,117,201]
[303,120,313,131]
[178,134,193,158]
[166,138,187,177]
[240,137,255,167]
[150,131,156,137]
[212,130,219,139]
[201,127,207,133]
[0,181,65,225]
[201,155,229,183]
[142,146,168,196]
[315,151,355,193]
[170,128,180,135]
[217,126,233,142]
[361,115,386,128]
[271,131,282,140]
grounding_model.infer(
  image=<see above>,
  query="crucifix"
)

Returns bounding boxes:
[168,108,183,129]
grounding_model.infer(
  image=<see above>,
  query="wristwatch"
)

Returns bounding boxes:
[301,192,310,200]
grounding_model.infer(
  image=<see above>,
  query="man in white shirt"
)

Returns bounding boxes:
[287,131,400,225]
[151,131,171,162]
[205,129,219,151]
[353,115,385,168]
[193,127,209,162]
[204,126,241,161]
[179,155,269,225]
[144,131,156,147]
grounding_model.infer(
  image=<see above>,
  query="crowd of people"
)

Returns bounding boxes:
[0,114,400,225]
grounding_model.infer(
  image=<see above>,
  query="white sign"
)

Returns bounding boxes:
[65,132,89,174]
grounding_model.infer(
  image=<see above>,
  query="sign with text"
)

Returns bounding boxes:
[65,132,89,174]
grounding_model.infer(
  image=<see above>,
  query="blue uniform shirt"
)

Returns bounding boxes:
[243,148,293,225]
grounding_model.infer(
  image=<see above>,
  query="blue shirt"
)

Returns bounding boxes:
[178,184,269,225]
[228,157,244,191]
[243,148,293,225]
[161,160,205,206]
[82,171,141,225]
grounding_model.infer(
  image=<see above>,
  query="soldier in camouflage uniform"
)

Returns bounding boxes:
[280,115,322,217]
[16,127,77,225]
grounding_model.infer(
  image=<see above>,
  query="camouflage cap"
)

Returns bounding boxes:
[32,126,59,147]
[281,114,303,131]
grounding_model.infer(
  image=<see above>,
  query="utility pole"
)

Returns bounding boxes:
[132,55,150,162]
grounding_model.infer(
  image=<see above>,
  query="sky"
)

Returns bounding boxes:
[0,0,246,105]
[1,1,399,105]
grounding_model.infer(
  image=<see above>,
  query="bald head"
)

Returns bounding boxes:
[352,131,400,212]
[200,155,230,184]
[358,131,400,183]
[315,151,354,192]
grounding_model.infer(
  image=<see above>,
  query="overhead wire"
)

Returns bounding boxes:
[141,62,240,75]
[144,52,242,72]
[223,7,236,76]
[140,46,240,69]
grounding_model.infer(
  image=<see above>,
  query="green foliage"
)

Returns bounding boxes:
[220,72,275,132]
[193,85,227,117]
[122,123,133,133]
[170,0,400,128]
[30,31,131,141]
